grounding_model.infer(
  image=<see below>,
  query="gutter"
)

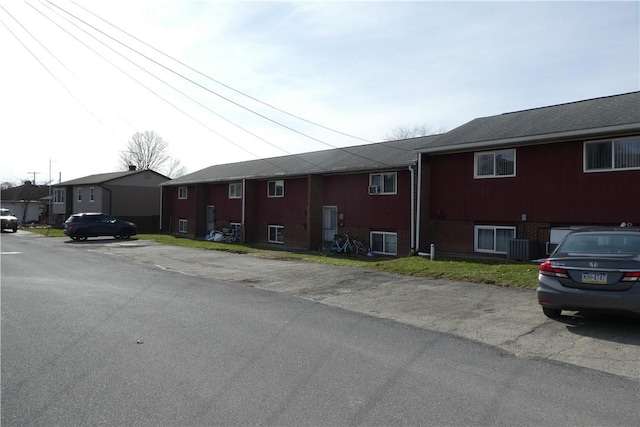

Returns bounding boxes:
[419,123,640,155]
[159,186,163,233]
[409,164,415,253]
[242,178,246,230]
[416,152,422,252]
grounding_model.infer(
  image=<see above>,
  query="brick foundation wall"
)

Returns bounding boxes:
[426,219,553,257]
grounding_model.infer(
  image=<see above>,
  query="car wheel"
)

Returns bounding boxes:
[76,231,88,241]
[12,226,17,233]
[542,307,562,318]
[120,229,131,240]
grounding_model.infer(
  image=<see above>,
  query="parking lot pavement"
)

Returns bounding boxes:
[72,237,640,381]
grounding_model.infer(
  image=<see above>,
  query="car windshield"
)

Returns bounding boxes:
[557,233,640,255]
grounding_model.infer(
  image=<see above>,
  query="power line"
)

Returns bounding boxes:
[24,1,140,133]
[46,0,370,154]
[41,0,399,168]
[70,0,375,145]
[32,0,312,173]
[0,5,123,143]
[8,1,409,176]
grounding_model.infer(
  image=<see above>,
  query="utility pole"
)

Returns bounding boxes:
[26,171,40,185]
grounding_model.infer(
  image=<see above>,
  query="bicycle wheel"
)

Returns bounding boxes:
[361,242,372,256]
[346,241,358,256]
[319,241,332,256]
[353,240,365,256]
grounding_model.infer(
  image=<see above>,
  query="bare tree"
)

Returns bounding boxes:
[119,130,185,178]
[384,124,446,141]
[1,181,16,191]
[164,158,187,179]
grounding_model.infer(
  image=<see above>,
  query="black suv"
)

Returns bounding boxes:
[64,213,137,241]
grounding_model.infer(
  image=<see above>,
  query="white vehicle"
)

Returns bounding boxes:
[0,208,19,232]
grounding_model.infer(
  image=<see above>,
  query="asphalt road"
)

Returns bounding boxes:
[2,231,639,426]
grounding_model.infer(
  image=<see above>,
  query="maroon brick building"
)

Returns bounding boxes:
[161,137,436,256]
[416,91,640,259]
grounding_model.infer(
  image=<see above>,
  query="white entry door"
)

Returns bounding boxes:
[322,206,338,242]
[206,205,215,232]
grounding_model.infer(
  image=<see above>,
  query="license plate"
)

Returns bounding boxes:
[582,272,607,284]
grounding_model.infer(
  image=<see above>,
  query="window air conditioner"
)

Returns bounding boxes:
[368,185,380,194]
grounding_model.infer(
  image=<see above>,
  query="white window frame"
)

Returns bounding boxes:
[268,225,284,244]
[229,182,242,199]
[89,187,95,203]
[370,231,398,256]
[369,172,397,195]
[267,180,284,198]
[584,137,640,172]
[474,225,516,254]
[77,188,82,202]
[178,219,188,233]
[178,187,188,199]
[53,188,65,204]
[474,149,516,178]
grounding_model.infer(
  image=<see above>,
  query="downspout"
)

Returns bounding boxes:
[416,152,422,252]
[409,164,415,254]
[241,178,246,229]
[159,186,163,233]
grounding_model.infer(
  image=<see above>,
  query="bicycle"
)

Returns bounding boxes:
[319,232,357,257]
[351,237,372,256]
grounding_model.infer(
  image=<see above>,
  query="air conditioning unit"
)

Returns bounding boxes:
[507,239,539,260]
[368,185,380,194]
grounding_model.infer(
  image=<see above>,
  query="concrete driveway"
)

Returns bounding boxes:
[81,238,640,381]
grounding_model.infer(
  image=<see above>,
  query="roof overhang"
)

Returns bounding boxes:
[159,162,415,187]
[418,123,640,155]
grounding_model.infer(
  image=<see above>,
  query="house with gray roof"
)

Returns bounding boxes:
[161,136,438,255]
[1,181,50,225]
[416,91,640,259]
[52,167,169,232]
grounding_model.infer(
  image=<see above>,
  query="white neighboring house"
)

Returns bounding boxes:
[0,182,50,224]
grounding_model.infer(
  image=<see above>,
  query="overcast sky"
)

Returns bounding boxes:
[1,0,638,185]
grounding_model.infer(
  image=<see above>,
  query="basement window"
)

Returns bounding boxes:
[475,226,515,254]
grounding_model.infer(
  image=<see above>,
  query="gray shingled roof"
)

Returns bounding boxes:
[420,91,640,154]
[164,136,437,186]
[56,170,166,186]
[1,184,49,201]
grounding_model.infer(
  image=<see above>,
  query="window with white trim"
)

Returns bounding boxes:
[89,187,95,202]
[369,172,397,195]
[474,149,516,178]
[54,188,65,204]
[474,226,515,254]
[370,231,397,255]
[178,219,188,233]
[268,225,284,244]
[178,187,188,199]
[268,180,284,197]
[77,188,82,202]
[229,182,242,199]
[584,137,640,171]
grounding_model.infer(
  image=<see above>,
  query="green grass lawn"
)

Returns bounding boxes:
[23,228,540,289]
